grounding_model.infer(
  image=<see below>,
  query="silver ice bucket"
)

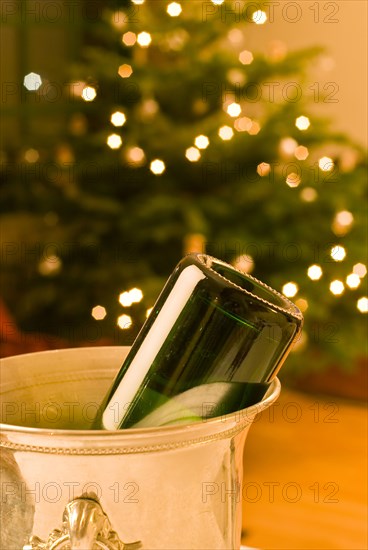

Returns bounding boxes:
[0,347,280,549]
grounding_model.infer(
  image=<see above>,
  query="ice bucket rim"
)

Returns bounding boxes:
[0,347,281,453]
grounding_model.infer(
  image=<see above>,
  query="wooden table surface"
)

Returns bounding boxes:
[241,387,367,549]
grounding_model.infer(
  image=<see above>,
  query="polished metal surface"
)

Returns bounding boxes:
[0,347,280,550]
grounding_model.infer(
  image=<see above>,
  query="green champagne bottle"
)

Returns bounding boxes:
[99,254,303,429]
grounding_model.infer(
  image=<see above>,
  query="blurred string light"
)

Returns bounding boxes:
[150,159,166,174]
[346,273,361,289]
[282,282,298,298]
[119,288,143,307]
[211,0,225,4]
[132,0,145,4]
[239,50,253,65]
[110,111,126,127]
[218,126,234,140]
[257,162,271,176]
[252,10,267,24]
[294,145,309,160]
[234,116,252,132]
[308,264,323,280]
[330,280,344,295]
[118,64,133,78]
[167,2,182,16]
[107,134,122,149]
[332,210,354,236]
[280,137,297,156]
[24,149,40,163]
[248,121,261,135]
[319,156,334,171]
[295,116,310,130]
[286,172,301,188]
[353,263,367,278]
[185,147,201,162]
[137,32,152,47]
[91,305,107,320]
[227,102,242,117]
[117,314,133,330]
[82,86,97,102]
[357,297,368,313]
[146,307,153,318]
[227,28,243,45]
[300,187,317,202]
[23,72,42,91]
[122,32,137,46]
[126,146,145,165]
[295,298,308,312]
[38,255,62,276]
[195,135,209,149]
[330,245,346,262]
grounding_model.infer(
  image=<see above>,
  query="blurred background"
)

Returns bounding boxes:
[0,1,367,548]
[1,0,367,395]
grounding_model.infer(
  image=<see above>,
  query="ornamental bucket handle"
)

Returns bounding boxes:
[0,347,280,550]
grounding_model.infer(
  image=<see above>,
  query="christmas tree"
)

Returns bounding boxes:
[1,0,367,377]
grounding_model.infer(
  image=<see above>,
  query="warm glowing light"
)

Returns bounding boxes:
[146,307,153,318]
[141,98,159,117]
[282,282,298,298]
[132,0,145,4]
[82,86,97,102]
[332,210,354,236]
[232,255,254,274]
[286,172,301,188]
[24,72,42,91]
[295,298,308,312]
[129,288,144,303]
[38,255,62,276]
[353,263,367,278]
[117,314,133,330]
[252,10,267,24]
[308,265,323,280]
[257,162,271,177]
[319,156,334,171]
[357,297,368,313]
[294,145,309,160]
[329,280,344,295]
[234,116,252,132]
[137,32,152,47]
[335,210,353,227]
[218,126,234,140]
[111,10,126,30]
[119,288,143,308]
[211,0,224,4]
[295,116,310,130]
[330,245,346,262]
[346,273,361,289]
[118,64,133,78]
[185,147,201,162]
[300,187,317,202]
[239,50,254,65]
[195,135,209,149]
[126,146,145,164]
[24,149,39,163]
[248,121,261,135]
[150,159,166,174]
[107,134,122,149]
[167,2,182,16]
[110,111,126,127]
[92,305,107,320]
[227,102,241,117]
[228,28,243,44]
[280,137,297,155]
[122,32,137,46]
